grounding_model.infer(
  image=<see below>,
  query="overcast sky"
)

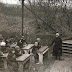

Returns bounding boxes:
[0,0,30,4]
[0,0,72,5]
[0,0,43,4]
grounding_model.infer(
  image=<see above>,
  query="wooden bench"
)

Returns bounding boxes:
[37,46,49,64]
[0,53,8,70]
[16,54,31,72]
[22,44,34,54]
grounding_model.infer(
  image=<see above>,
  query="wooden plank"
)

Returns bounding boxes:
[62,44,72,48]
[43,48,49,54]
[37,46,48,53]
[22,44,34,50]
[62,47,72,51]
[16,54,30,72]
[62,50,72,54]
[0,53,8,58]
[63,40,72,44]
[16,54,30,62]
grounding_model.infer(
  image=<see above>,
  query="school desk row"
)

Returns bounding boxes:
[0,44,50,72]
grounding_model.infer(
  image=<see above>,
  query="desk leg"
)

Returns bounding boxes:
[30,54,35,63]
[48,50,50,59]
[29,49,35,63]
[38,53,43,64]
[18,62,23,72]
[3,58,8,70]
[30,49,32,54]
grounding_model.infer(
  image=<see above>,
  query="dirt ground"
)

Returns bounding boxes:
[45,55,72,72]
[29,54,72,72]
[0,54,72,72]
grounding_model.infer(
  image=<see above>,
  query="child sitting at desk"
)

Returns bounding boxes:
[17,39,23,48]
[0,46,4,56]
[32,42,41,63]
[15,46,22,58]
[36,38,41,46]
[17,36,28,48]
[0,47,4,68]
[7,48,18,72]
[0,39,7,53]
[21,36,28,47]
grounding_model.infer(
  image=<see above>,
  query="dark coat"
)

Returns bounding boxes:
[50,36,62,56]
[32,45,41,63]
[32,45,41,54]
[15,49,22,58]
[17,40,23,48]
[21,39,28,45]
[17,39,27,48]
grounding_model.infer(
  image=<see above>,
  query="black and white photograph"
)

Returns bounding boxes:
[0,0,72,72]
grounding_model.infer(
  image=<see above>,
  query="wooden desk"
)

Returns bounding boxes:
[0,53,8,69]
[37,46,49,64]
[22,44,34,54]
[16,54,30,72]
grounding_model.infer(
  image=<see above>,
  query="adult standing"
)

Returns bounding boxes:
[49,33,62,60]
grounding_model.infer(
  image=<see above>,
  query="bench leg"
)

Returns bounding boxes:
[38,53,43,64]
[29,49,35,63]
[18,62,23,72]
[30,49,32,54]
[3,58,8,70]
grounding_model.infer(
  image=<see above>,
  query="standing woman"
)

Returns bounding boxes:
[49,33,62,60]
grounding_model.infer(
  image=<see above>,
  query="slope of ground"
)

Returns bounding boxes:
[45,55,72,72]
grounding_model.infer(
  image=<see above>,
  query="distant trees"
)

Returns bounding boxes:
[0,1,72,38]
[26,0,72,35]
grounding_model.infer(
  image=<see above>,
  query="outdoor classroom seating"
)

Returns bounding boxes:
[0,53,8,70]
[22,44,34,54]
[37,46,49,64]
[16,54,31,72]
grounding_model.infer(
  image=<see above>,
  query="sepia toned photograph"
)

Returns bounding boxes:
[0,0,72,72]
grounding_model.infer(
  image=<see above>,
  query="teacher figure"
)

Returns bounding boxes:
[50,32,62,60]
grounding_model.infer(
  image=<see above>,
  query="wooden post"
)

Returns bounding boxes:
[22,0,24,36]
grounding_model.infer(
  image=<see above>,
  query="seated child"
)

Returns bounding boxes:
[20,36,28,47]
[0,39,7,53]
[32,42,41,63]
[17,39,23,48]
[7,48,18,72]
[15,46,22,58]
[36,38,41,47]
[0,46,4,56]
[0,47,5,68]
[0,50,4,56]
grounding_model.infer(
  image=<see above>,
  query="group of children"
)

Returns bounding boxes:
[0,36,41,72]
